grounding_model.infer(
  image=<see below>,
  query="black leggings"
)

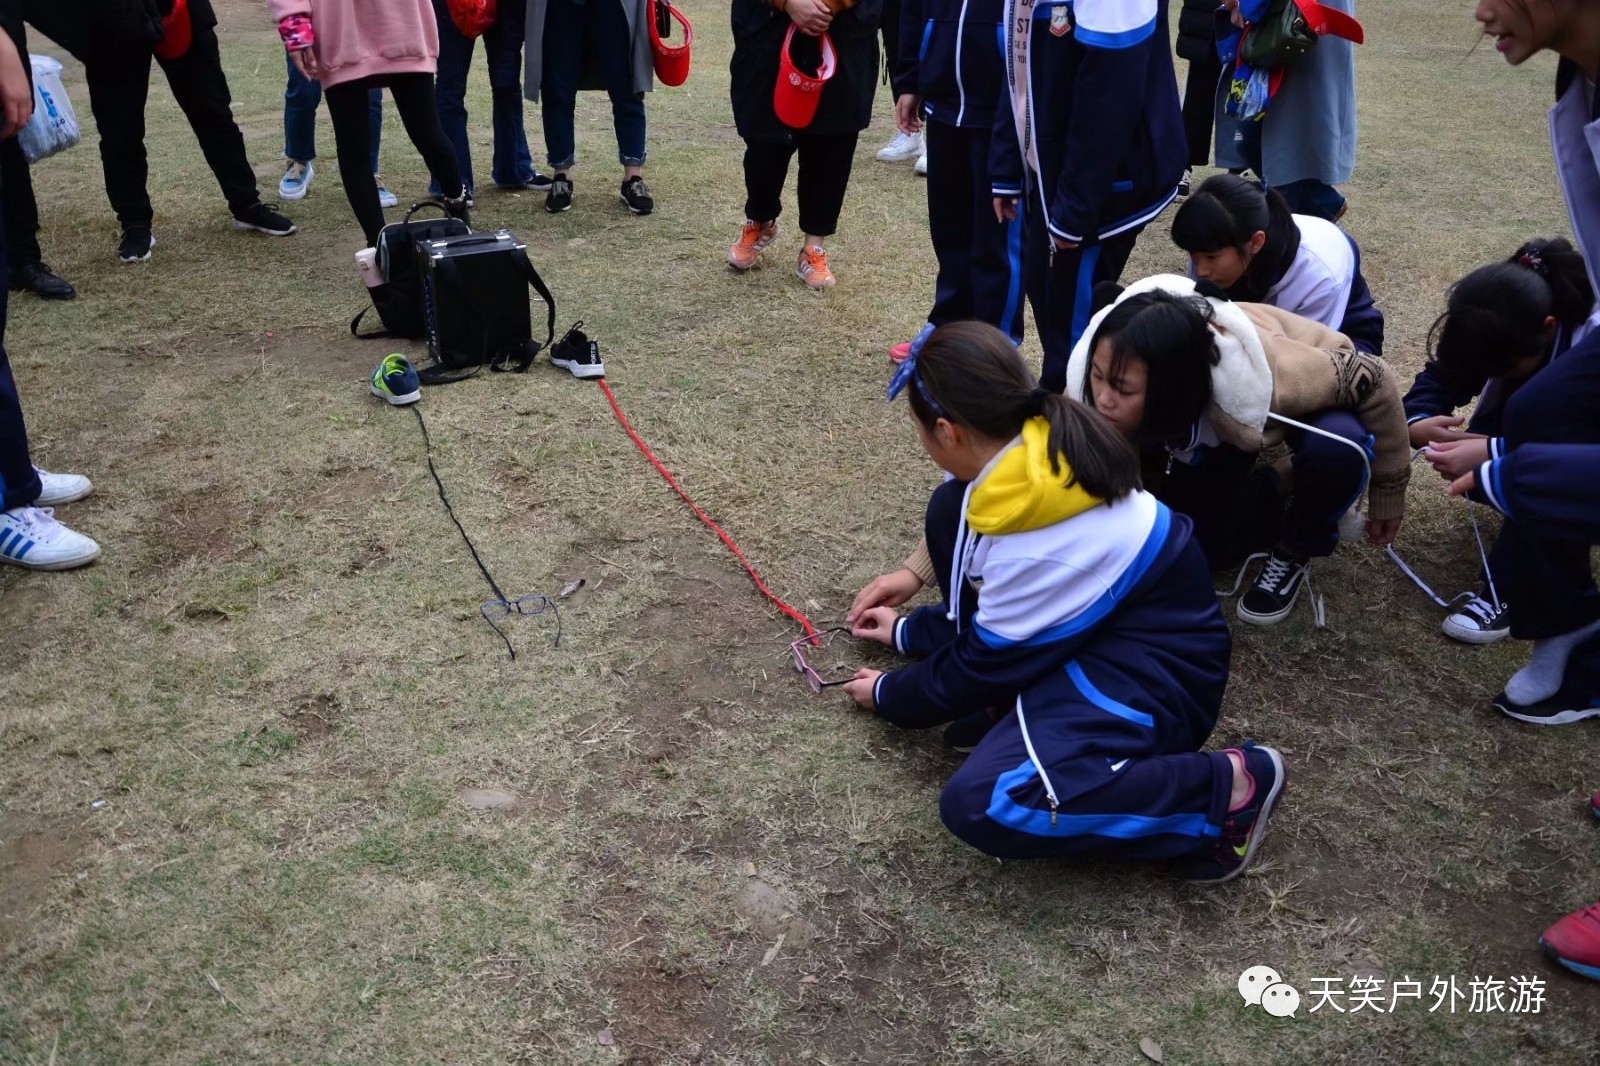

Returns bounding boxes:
[325,73,464,244]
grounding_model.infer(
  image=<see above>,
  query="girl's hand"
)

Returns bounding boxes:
[289,47,320,82]
[1427,438,1491,481]
[842,669,882,710]
[1408,415,1471,448]
[993,196,1018,223]
[848,568,923,622]
[789,0,833,36]
[895,94,923,135]
[1365,515,1402,547]
[1051,235,1079,252]
[851,607,899,647]
[1448,470,1476,498]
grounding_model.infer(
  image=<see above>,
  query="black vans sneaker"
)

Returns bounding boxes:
[1237,550,1310,626]
[942,710,996,754]
[549,322,604,379]
[1442,595,1511,645]
[546,176,574,213]
[118,227,155,263]
[231,202,297,236]
[620,176,654,215]
[1494,687,1600,726]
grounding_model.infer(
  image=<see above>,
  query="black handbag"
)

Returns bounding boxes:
[1239,0,1319,69]
[351,202,471,340]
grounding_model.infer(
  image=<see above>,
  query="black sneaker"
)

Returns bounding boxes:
[440,192,472,227]
[1237,549,1310,626]
[1493,687,1600,726]
[1442,595,1511,645]
[942,710,996,754]
[549,321,604,379]
[496,173,553,192]
[118,227,155,263]
[620,175,654,215]
[10,261,76,300]
[546,176,574,213]
[1176,167,1192,201]
[231,202,297,236]
[1177,742,1287,884]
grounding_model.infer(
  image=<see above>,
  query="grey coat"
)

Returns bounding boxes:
[1215,0,1357,187]
[523,0,656,103]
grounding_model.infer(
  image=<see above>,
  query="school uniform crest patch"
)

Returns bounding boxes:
[1049,4,1072,36]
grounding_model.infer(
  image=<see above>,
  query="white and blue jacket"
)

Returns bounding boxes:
[989,0,1186,245]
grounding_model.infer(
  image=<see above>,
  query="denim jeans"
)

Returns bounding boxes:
[283,53,382,173]
[542,0,647,170]
[1273,179,1347,223]
[431,0,536,192]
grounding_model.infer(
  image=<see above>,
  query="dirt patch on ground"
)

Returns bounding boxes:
[0,582,52,673]
[283,693,344,742]
[0,813,89,948]
[148,484,256,570]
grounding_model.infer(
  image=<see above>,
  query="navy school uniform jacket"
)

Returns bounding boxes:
[1479,443,1600,545]
[989,0,1185,246]
[892,0,1007,129]
[871,420,1230,781]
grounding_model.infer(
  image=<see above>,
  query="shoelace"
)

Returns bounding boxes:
[1384,447,1500,610]
[1220,553,1326,627]
[1459,595,1506,628]
[8,507,62,543]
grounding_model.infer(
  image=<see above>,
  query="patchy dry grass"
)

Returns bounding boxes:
[3,0,1600,1063]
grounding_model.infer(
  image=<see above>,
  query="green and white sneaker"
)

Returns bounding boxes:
[370,353,421,405]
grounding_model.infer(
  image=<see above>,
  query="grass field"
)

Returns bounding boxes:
[4,1,1600,1063]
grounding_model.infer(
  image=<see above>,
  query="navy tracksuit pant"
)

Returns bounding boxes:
[1499,339,1600,643]
[924,120,1024,343]
[1023,184,1140,393]
[920,480,1235,862]
[0,198,38,513]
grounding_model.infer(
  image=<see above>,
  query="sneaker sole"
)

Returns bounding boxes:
[233,220,297,237]
[370,383,420,406]
[1237,584,1303,625]
[1540,939,1600,981]
[378,195,399,209]
[35,486,92,507]
[1,545,101,571]
[1187,745,1287,885]
[550,360,604,379]
[279,184,310,201]
[875,151,922,163]
[619,194,654,216]
[795,268,835,290]
[1442,617,1510,645]
[1493,696,1600,726]
[119,235,155,264]
[546,201,573,214]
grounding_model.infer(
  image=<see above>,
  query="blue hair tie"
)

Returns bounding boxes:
[886,323,944,415]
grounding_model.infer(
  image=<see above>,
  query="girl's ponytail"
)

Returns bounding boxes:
[908,322,1139,501]
[1510,237,1594,330]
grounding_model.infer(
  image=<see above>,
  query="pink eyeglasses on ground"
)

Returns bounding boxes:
[788,626,856,693]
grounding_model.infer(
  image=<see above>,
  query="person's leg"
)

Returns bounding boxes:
[1,137,43,271]
[881,0,901,69]
[541,0,583,174]
[741,140,792,224]
[589,0,646,175]
[283,51,321,163]
[388,74,467,204]
[1182,50,1222,169]
[1278,409,1370,560]
[84,48,156,231]
[1274,179,1346,222]
[939,707,1235,862]
[0,248,41,514]
[924,120,976,328]
[325,83,387,245]
[430,0,477,194]
[485,0,536,187]
[156,24,264,216]
[794,132,857,242]
[961,125,1024,344]
[367,89,384,175]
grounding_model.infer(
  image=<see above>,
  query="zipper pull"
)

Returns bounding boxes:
[1165,450,1174,476]
[1049,799,1059,828]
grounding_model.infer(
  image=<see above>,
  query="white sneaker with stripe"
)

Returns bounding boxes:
[0,507,101,570]
[34,466,92,507]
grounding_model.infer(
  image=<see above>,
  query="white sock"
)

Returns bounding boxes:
[1505,617,1600,705]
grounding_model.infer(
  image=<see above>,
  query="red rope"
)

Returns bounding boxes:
[596,380,817,637]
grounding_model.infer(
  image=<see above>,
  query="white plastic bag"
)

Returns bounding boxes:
[18,55,80,165]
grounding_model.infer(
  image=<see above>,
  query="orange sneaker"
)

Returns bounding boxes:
[796,244,835,290]
[727,219,778,271]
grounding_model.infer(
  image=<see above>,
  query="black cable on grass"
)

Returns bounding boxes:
[411,404,520,660]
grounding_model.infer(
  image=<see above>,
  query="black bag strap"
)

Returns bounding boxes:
[510,246,557,352]
[402,200,452,224]
[350,304,391,340]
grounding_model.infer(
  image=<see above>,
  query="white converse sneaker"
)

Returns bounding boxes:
[0,507,101,570]
[876,130,922,163]
[1442,595,1511,645]
[33,467,91,507]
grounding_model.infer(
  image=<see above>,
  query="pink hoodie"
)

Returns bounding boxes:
[267,0,440,89]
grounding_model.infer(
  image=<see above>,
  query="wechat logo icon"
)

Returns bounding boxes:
[1239,965,1300,1018]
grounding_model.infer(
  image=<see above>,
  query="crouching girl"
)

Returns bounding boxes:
[842,322,1285,881]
